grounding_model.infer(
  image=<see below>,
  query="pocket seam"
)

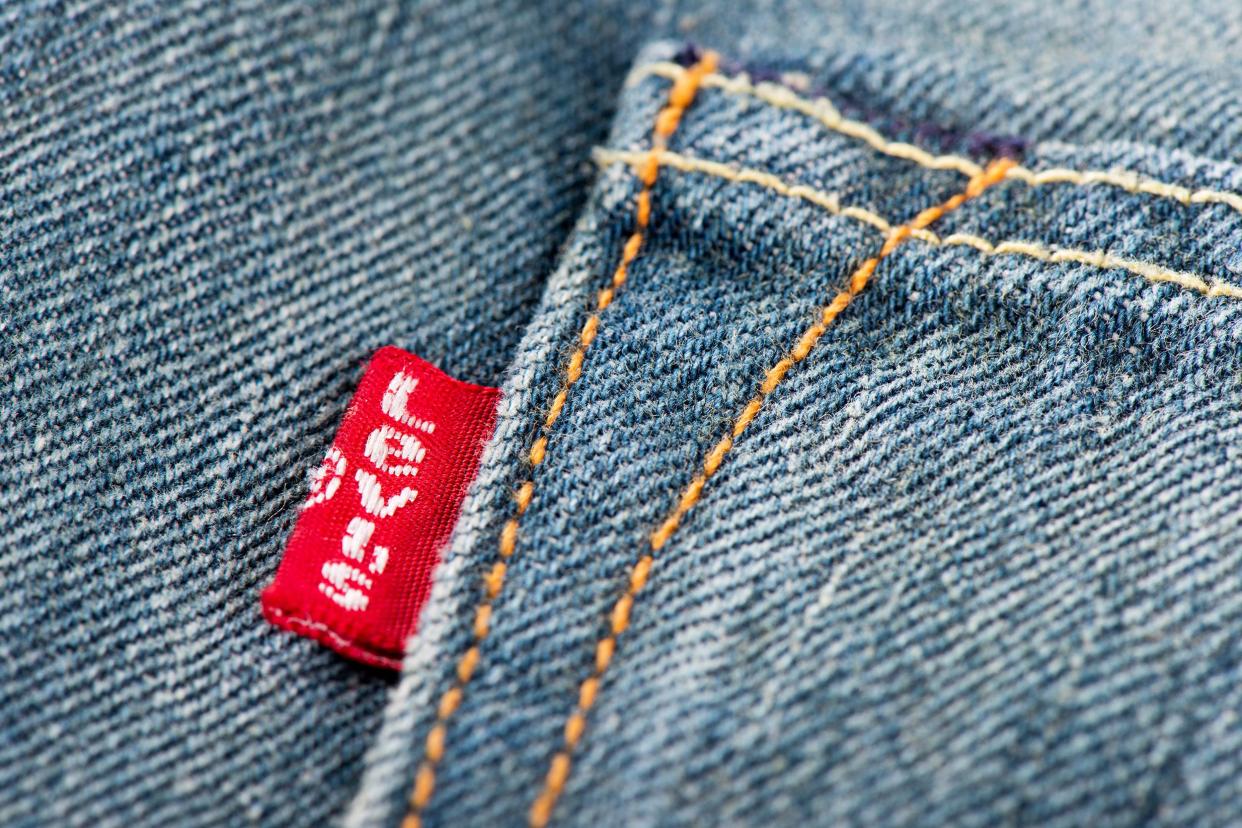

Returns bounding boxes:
[635,60,1242,221]
[594,146,1242,299]
[398,49,722,828]
[526,146,1012,827]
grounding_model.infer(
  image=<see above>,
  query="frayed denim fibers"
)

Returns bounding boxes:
[351,20,1242,828]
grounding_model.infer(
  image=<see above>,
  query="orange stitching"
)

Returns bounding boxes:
[399,50,719,828]
[526,157,1015,828]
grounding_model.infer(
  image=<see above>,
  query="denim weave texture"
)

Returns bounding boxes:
[352,12,1242,828]
[5,1,1242,827]
[0,1,650,825]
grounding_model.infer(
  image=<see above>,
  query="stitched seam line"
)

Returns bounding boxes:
[398,50,720,828]
[593,147,1242,299]
[263,607,403,670]
[632,61,1242,218]
[526,159,1016,828]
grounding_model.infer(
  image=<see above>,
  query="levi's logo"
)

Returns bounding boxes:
[261,347,500,670]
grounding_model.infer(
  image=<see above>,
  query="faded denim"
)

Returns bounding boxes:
[5,1,1242,827]
[351,13,1242,828]
[1,2,643,825]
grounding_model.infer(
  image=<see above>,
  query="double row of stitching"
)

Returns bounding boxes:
[408,49,1242,828]
[525,159,1017,827]
[594,147,1242,299]
[632,61,1242,219]
[398,50,721,828]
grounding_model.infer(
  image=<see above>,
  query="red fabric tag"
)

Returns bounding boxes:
[261,347,500,670]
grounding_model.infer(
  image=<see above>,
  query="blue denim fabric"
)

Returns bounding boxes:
[350,17,1242,828]
[0,2,647,825]
[6,1,1242,827]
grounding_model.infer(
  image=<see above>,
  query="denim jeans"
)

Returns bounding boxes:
[4,2,1242,827]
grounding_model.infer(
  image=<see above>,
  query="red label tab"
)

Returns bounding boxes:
[261,347,500,670]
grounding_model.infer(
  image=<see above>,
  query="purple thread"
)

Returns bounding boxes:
[708,49,1030,162]
[746,66,786,85]
[672,43,702,68]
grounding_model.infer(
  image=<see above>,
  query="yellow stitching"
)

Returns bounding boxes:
[527,160,1015,828]
[398,50,720,828]
[635,61,1242,218]
[593,147,1242,299]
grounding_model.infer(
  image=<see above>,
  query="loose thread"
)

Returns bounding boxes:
[527,158,1016,828]
[399,49,720,828]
